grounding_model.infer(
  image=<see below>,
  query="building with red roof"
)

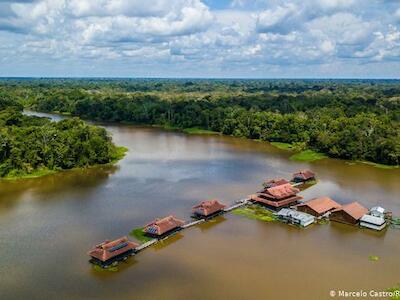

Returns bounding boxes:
[143,215,185,237]
[292,170,316,183]
[329,202,368,225]
[296,196,342,217]
[250,183,303,209]
[192,199,226,218]
[88,236,138,266]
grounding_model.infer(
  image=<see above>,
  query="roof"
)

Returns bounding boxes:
[360,214,385,226]
[144,215,185,235]
[276,208,315,222]
[371,206,385,214]
[88,236,138,262]
[264,183,299,199]
[332,202,368,220]
[297,196,341,214]
[263,178,289,188]
[192,199,226,216]
[293,169,315,180]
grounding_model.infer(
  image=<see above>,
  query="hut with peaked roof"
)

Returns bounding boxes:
[296,196,341,217]
[192,199,226,218]
[262,178,290,189]
[251,183,303,209]
[88,236,138,266]
[292,170,315,183]
[143,215,185,237]
[329,202,368,225]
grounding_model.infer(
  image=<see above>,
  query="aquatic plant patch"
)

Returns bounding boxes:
[232,205,277,222]
[290,150,327,162]
[369,255,380,262]
[130,227,154,243]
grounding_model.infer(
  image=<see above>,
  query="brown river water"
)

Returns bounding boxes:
[0,111,399,300]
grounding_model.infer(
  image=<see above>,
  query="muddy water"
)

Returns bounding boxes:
[0,112,399,300]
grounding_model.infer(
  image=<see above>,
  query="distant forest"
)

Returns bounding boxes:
[0,96,123,178]
[1,78,399,166]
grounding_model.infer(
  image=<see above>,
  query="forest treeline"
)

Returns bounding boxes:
[1,79,399,166]
[0,97,123,178]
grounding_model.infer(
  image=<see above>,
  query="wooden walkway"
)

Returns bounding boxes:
[97,181,310,264]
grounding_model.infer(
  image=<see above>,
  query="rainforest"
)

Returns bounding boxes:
[1,78,398,166]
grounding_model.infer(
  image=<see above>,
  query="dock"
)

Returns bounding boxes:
[89,172,317,268]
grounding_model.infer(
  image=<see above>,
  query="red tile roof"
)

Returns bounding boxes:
[297,196,341,215]
[88,236,138,262]
[332,202,368,220]
[192,199,226,216]
[144,215,185,235]
[264,183,300,199]
[293,169,315,180]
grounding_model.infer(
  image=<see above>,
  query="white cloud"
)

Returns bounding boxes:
[0,0,399,77]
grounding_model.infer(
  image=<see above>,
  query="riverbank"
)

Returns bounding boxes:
[0,146,128,181]
[24,109,400,169]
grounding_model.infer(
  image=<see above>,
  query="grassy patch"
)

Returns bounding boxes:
[290,150,327,162]
[182,127,220,135]
[369,255,380,262]
[93,264,119,272]
[358,161,399,170]
[270,142,294,151]
[1,167,57,180]
[386,285,400,300]
[110,146,128,164]
[129,227,153,243]
[232,205,277,222]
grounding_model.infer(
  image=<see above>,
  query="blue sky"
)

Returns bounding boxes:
[0,0,400,78]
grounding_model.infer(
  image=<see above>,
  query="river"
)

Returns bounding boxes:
[0,111,399,300]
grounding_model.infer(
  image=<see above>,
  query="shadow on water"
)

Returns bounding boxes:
[89,257,139,278]
[196,216,227,232]
[0,165,118,214]
[152,233,184,251]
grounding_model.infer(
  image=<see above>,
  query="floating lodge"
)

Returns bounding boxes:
[88,169,392,268]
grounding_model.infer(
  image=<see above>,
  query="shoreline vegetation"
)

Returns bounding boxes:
[1,146,128,181]
[1,79,399,169]
[0,98,128,180]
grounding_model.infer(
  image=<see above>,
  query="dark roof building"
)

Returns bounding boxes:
[329,202,368,225]
[251,183,303,208]
[292,170,316,182]
[144,215,185,236]
[262,178,290,189]
[192,199,226,217]
[296,196,341,217]
[88,236,138,264]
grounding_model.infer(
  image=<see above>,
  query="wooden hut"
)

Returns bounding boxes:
[88,236,138,266]
[292,170,315,183]
[250,183,303,209]
[329,202,368,225]
[296,196,341,217]
[262,178,290,189]
[143,215,185,237]
[192,199,226,218]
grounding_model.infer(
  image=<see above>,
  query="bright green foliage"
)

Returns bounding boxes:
[270,142,294,151]
[233,206,277,222]
[290,150,327,162]
[129,227,154,243]
[368,255,380,262]
[386,286,400,300]
[0,100,123,178]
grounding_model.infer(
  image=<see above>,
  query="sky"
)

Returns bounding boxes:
[0,0,400,78]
